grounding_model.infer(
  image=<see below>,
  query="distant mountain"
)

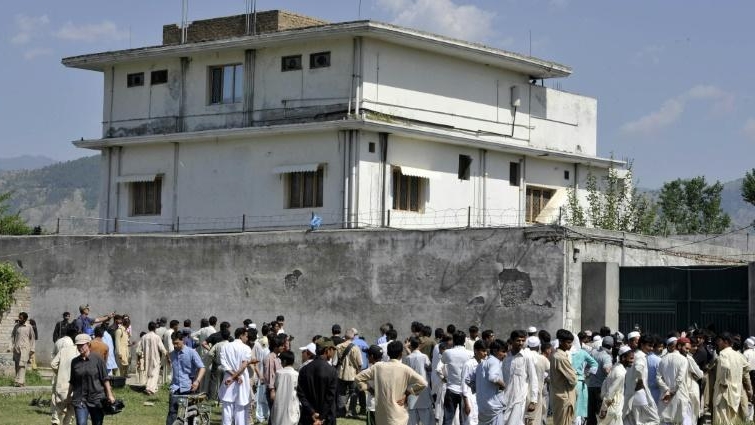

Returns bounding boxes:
[0,155,100,233]
[0,155,57,171]
[720,178,755,229]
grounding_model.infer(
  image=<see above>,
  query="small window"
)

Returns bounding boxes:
[209,64,243,104]
[310,51,331,69]
[392,168,425,212]
[287,168,324,209]
[151,70,168,85]
[458,155,472,180]
[131,177,162,216]
[281,55,302,71]
[526,186,554,223]
[127,72,144,88]
[368,142,376,153]
[564,170,570,180]
[509,162,520,186]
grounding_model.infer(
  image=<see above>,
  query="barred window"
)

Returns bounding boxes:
[131,177,162,216]
[392,169,425,212]
[287,168,324,208]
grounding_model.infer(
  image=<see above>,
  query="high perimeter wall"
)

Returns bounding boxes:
[0,228,565,363]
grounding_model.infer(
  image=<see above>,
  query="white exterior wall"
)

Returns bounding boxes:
[361,39,531,141]
[175,131,342,221]
[104,59,183,136]
[182,49,245,131]
[103,130,346,233]
[253,38,353,114]
[529,86,597,155]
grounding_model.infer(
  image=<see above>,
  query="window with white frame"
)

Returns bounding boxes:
[287,168,324,208]
[209,64,243,104]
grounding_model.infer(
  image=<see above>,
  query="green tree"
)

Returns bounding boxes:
[0,262,28,316]
[565,163,657,234]
[743,168,755,207]
[655,177,730,235]
[0,191,32,235]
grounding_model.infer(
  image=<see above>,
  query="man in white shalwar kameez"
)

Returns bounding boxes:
[599,346,632,425]
[501,330,539,425]
[138,321,167,395]
[271,351,300,425]
[404,337,434,425]
[655,338,691,425]
[219,328,253,425]
[677,338,703,422]
[623,333,659,425]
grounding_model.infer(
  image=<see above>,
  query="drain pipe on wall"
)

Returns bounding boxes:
[379,133,388,227]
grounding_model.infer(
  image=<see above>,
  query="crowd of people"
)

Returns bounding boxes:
[10,303,755,425]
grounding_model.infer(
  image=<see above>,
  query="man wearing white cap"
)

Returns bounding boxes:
[622,334,659,425]
[525,336,549,425]
[655,337,690,425]
[527,327,538,337]
[300,343,317,369]
[502,330,538,425]
[599,346,633,425]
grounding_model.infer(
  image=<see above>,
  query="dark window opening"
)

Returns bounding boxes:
[509,162,520,186]
[288,168,324,208]
[131,177,162,216]
[310,52,331,69]
[564,170,570,180]
[458,155,472,180]
[127,72,144,88]
[368,142,376,153]
[392,169,425,212]
[281,55,302,71]
[151,70,168,85]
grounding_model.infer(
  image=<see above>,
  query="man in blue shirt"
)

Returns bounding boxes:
[74,304,113,337]
[166,331,206,425]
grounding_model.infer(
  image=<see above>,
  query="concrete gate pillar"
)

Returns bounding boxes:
[581,262,620,332]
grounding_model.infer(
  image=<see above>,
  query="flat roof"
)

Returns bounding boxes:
[62,20,571,79]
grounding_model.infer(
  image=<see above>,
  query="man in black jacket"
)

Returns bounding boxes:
[298,338,338,425]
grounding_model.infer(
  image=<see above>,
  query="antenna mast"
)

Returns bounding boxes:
[181,0,189,44]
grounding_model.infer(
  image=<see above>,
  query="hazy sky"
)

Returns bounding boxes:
[1,0,753,188]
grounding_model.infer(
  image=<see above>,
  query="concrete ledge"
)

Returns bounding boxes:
[0,386,49,396]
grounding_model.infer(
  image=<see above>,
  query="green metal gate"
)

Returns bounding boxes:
[619,265,749,336]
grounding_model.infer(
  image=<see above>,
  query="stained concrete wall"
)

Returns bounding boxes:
[0,228,564,364]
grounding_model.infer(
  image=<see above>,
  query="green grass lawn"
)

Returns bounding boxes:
[0,375,367,425]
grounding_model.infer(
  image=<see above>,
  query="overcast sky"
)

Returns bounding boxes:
[1,0,752,188]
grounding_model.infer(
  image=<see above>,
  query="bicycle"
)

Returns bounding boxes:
[172,392,211,425]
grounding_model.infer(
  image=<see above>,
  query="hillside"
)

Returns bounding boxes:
[0,155,100,233]
[0,155,56,171]
[720,178,755,229]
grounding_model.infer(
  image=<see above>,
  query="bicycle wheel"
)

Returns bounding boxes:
[196,411,210,425]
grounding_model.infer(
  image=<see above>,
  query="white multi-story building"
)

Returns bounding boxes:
[64,10,619,233]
